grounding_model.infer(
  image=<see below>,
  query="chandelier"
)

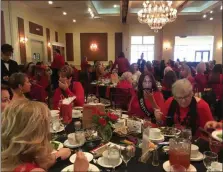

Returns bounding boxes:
[137,1,177,32]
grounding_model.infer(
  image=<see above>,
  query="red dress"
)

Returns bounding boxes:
[128,91,164,119]
[51,54,65,69]
[162,97,214,135]
[194,73,208,92]
[111,57,130,73]
[116,80,135,96]
[14,163,39,172]
[53,82,84,110]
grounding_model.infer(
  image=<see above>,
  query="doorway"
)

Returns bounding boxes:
[30,40,44,63]
[195,50,210,62]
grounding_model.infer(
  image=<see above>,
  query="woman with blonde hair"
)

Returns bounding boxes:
[1,99,71,172]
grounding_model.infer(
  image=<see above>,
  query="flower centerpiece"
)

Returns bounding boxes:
[92,110,119,143]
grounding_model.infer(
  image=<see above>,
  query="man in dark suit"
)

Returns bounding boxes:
[137,52,146,73]
[1,44,19,85]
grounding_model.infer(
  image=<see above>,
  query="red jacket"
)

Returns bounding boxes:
[51,54,65,69]
[111,57,130,73]
[53,82,84,110]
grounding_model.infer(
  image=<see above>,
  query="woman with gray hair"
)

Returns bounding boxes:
[161,79,213,136]
[180,64,195,87]
[194,62,208,92]
[116,72,134,91]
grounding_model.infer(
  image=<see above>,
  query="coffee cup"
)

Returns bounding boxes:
[102,150,119,166]
[102,150,109,165]
[52,121,60,131]
[149,128,161,139]
[75,131,86,145]
[68,133,77,145]
[191,144,199,158]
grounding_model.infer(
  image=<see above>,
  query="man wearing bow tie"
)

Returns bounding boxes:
[1,44,18,85]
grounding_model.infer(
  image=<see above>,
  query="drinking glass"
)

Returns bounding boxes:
[120,145,135,168]
[115,108,122,118]
[108,146,120,172]
[170,164,186,172]
[181,128,192,140]
[209,138,222,154]
[203,151,218,172]
[74,121,82,131]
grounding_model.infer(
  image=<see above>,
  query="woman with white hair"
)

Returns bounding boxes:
[161,79,213,136]
[194,62,208,92]
[117,72,134,91]
[180,64,195,87]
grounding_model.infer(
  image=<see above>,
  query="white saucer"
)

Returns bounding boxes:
[73,106,83,110]
[190,152,203,161]
[61,163,100,172]
[212,130,222,142]
[163,160,197,172]
[50,125,65,133]
[63,139,84,149]
[97,157,122,168]
[149,135,165,143]
[70,152,93,163]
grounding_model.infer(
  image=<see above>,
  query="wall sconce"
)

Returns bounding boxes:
[48,42,51,47]
[20,37,28,43]
[90,43,98,51]
[163,42,171,50]
[217,41,222,49]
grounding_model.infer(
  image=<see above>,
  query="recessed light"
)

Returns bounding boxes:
[63,12,67,15]
[221,6,222,10]
[73,19,76,23]
[210,11,213,14]
[113,4,117,8]
[48,1,53,5]
[210,17,213,20]
[203,14,207,18]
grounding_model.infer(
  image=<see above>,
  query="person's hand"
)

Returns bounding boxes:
[3,76,9,81]
[143,90,154,102]
[204,121,222,130]
[57,148,71,160]
[59,81,68,91]
[74,151,89,172]
[154,108,163,121]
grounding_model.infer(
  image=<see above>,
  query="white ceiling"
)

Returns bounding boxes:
[18,0,222,25]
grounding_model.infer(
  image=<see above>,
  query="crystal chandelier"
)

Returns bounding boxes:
[137,1,177,32]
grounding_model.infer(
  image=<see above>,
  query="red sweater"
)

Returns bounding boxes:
[53,82,84,110]
[117,80,135,96]
[194,73,208,92]
[111,57,130,73]
[128,91,164,119]
[51,54,65,69]
[162,97,214,135]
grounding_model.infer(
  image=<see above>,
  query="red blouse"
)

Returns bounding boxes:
[116,80,135,96]
[194,73,208,92]
[53,82,84,110]
[51,54,65,69]
[162,97,214,135]
[111,57,130,73]
[128,91,164,119]
[14,163,39,172]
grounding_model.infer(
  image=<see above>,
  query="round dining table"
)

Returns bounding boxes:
[49,119,222,172]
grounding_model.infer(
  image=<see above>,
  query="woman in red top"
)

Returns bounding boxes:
[53,65,84,110]
[161,79,214,136]
[111,52,130,76]
[24,62,35,81]
[180,64,195,88]
[117,72,135,95]
[195,62,208,92]
[162,70,177,100]
[128,73,164,123]
[144,61,154,75]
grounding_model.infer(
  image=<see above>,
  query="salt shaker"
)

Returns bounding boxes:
[152,147,159,166]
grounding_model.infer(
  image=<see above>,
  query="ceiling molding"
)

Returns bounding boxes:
[121,0,129,24]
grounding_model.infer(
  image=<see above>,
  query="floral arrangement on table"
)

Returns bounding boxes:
[92,110,119,142]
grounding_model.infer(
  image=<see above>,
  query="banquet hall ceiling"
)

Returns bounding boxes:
[19,0,222,24]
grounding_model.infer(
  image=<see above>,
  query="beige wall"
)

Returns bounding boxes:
[2,1,222,65]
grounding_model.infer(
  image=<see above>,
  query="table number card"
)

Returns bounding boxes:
[126,119,142,133]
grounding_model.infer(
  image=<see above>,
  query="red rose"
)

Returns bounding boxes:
[99,118,107,126]
[108,113,118,121]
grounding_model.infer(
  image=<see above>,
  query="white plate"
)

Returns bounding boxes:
[97,157,122,168]
[212,130,222,142]
[61,163,100,172]
[64,140,84,149]
[50,125,65,133]
[51,141,63,153]
[73,106,83,110]
[190,152,203,161]
[70,152,93,163]
[149,135,165,143]
[159,127,181,137]
[121,114,129,119]
[163,161,197,172]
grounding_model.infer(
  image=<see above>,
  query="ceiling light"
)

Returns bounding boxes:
[63,12,67,15]
[210,11,213,14]
[221,6,222,10]
[73,19,76,23]
[113,4,117,8]
[210,17,213,20]
[48,1,53,5]
[203,14,207,18]
[88,8,92,12]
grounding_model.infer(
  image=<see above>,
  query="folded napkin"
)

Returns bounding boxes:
[62,96,76,105]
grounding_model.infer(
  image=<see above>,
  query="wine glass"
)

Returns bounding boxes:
[108,146,120,172]
[209,138,222,154]
[203,151,218,172]
[120,145,136,170]
[170,164,186,172]
[181,128,192,140]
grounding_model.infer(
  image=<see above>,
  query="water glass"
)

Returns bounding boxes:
[181,128,192,140]
[108,146,120,171]
[120,145,135,167]
[203,151,218,172]
[74,121,82,131]
[170,164,186,172]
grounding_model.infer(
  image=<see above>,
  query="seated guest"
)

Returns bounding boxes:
[128,73,164,122]
[24,62,35,80]
[111,52,130,76]
[144,61,154,75]
[1,84,11,112]
[161,79,214,136]
[8,72,31,101]
[117,72,134,91]
[180,64,195,87]
[1,100,71,171]
[130,63,141,88]
[195,62,207,92]
[162,70,177,100]
[164,66,173,76]
[105,60,113,72]
[96,62,110,79]
[53,65,84,110]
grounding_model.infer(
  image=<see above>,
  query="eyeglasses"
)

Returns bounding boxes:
[174,92,192,101]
